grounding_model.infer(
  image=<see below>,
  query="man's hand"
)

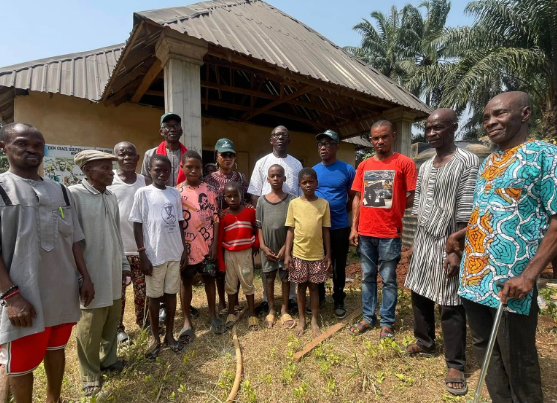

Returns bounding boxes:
[445,233,462,256]
[80,277,95,307]
[443,252,461,279]
[349,229,359,247]
[209,242,218,261]
[261,246,277,262]
[276,246,286,262]
[180,250,189,272]
[499,275,535,304]
[217,209,226,219]
[6,294,36,327]
[140,252,153,276]
[122,270,132,285]
[252,246,259,257]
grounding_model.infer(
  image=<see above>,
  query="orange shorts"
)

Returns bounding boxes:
[0,323,75,376]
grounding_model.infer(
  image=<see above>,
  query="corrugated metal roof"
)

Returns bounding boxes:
[0,44,124,102]
[135,0,429,115]
[342,136,373,148]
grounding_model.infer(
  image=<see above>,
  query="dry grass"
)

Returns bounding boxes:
[30,271,557,403]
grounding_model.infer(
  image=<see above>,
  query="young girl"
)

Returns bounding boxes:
[284,168,332,338]
[177,151,223,341]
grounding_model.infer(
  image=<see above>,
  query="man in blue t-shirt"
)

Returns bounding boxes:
[312,130,356,318]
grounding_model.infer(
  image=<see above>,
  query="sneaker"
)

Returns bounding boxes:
[334,303,347,319]
[190,306,200,318]
[117,330,130,344]
[254,301,269,317]
[288,299,298,315]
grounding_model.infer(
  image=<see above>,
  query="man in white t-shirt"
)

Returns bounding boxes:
[248,125,301,315]
[108,142,151,344]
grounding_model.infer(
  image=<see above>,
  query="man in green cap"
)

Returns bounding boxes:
[312,130,356,318]
[141,113,187,187]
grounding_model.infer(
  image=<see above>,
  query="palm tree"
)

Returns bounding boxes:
[348,1,452,108]
[436,0,557,139]
[346,6,410,85]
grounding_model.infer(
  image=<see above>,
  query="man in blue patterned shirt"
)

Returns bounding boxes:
[448,91,557,403]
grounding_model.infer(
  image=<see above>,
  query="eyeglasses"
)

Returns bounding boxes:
[317,141,336,148]
[271,132,289,139]
[220,152,235,158]
[161,124,181,130]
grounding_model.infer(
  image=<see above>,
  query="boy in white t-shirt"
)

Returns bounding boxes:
[129,155,187,359]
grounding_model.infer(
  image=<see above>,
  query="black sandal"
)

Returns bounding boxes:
[379,327,395,340]
[445,371,468,396]
[145,343,161,360]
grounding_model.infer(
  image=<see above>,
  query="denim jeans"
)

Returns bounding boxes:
[358,236,401,327]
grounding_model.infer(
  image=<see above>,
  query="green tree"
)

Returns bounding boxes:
[346,6,410,84]
[434,0,557,139]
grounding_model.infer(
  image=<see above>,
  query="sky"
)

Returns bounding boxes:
[0,0,475,68]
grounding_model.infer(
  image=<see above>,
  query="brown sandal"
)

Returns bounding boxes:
[406,342,436,357]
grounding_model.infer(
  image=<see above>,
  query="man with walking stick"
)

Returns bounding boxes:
[447,91,557,402]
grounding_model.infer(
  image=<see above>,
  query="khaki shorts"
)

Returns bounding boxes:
[145,261,180,298]
[224,248,255,296]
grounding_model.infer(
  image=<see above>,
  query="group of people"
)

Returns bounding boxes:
[0,90,554,403]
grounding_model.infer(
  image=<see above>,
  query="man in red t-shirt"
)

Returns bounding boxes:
[349,120,417,340]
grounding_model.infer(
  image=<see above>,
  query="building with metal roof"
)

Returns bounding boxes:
[0,0,427,171]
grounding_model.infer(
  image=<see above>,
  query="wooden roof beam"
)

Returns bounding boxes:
[242,85,316,121]
[131,60,162,103]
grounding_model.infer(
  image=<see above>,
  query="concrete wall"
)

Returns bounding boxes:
[14,92,356,177]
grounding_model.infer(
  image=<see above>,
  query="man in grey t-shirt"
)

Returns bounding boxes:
[0,123,94,402]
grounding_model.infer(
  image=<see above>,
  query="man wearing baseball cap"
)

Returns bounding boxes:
[70,150,131,396]
[312,130,356,318]
[141,113,187,187]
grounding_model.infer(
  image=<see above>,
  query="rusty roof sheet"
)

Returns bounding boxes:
[342,136,373,148]
[135,0,429,115]
[0,44,124,101]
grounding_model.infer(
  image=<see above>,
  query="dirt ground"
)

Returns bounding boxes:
[31,250,557,403]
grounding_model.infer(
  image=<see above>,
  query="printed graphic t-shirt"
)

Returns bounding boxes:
[459,140,557,315]
[177,182,219,265]
[313,160,356,230]
[285,197,331,261]
[352,153,417,238]
[129,185,184,266]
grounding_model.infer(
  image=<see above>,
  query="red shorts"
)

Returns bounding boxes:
[0,323,74,376]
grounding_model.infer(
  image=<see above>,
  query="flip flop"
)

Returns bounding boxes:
[225,314,237,329]
[280,313,296,329]
[164,340,184,353]
[178,327,195,345]
[83,386,102,397]
[445,371,468,396]
[264,313,276,328]
[219,307,228,316]
[145,343,161,361]
[406,343,436,358]
[210,317,226,334]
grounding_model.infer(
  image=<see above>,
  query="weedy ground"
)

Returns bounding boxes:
[32,252,557,403]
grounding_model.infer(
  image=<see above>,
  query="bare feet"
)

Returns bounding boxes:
[311,317,322,338]
[295,320,306,337]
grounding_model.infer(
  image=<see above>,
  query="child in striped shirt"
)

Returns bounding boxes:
[217,182,260,329]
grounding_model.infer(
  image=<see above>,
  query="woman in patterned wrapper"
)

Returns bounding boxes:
[203,138,250,314]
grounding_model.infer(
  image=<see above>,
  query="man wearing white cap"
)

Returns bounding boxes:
[70,150,131,397]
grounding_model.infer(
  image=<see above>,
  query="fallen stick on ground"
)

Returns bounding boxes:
[226,306,248,403]
[293,308,363,362]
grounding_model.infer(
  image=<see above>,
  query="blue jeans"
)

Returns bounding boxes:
[358,236,401,328]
